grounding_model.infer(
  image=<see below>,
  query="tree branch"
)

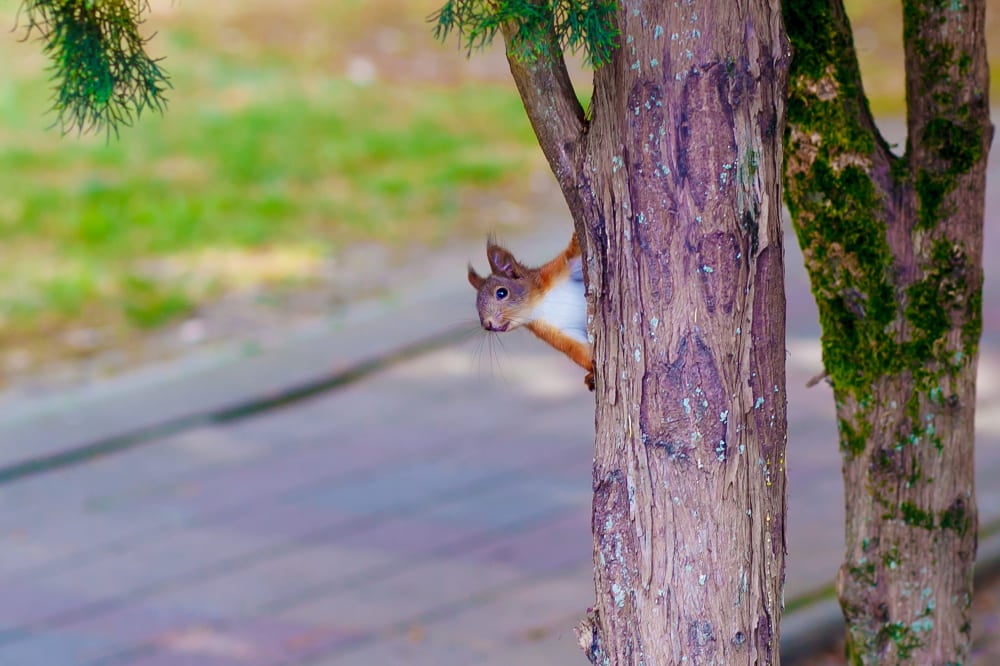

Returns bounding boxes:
[783,0,906,393]
[784,0,896,191]
[903,0,994,234]
[18,0,170,137]
[501,23,587,204]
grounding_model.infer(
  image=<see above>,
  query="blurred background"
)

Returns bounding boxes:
[0,0,556,390]
[0,2,999,665]
[0,0,997,391]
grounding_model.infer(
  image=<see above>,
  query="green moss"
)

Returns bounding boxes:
[922,117,983,173]
[877,621,925,660]
[839,418,869,456]
[786,153,901,401]
[905,240,979,373]
[957,53,972,75]
[914,169,951,229]
[849,561,877,587]
[783,2,842,82]
[914,117,984,228]
[900,501,935,529]
[961,284,983,359]
[784,1,870,119]
[904,273,950,361]
[940,502,970,536]
[904,2,984,231]
[903,1,957,90]
[785,28,984,664]
[873,447,900,480]
[783,1,906,411]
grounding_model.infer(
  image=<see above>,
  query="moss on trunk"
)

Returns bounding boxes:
[783,0,991,662]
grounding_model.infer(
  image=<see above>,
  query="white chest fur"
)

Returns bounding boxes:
[527,268,588,344]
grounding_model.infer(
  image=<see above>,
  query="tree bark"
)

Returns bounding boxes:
[505,1,790,662]
[783,0,992,662]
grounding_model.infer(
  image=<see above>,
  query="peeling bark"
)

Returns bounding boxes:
[504,1,790,662]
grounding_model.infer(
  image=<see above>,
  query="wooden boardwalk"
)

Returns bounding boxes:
[1,317,997,664]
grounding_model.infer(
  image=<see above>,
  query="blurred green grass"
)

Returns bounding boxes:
[0,0,996,373]
[0,0,541,361]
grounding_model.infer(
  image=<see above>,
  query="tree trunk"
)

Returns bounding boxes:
[783,0,992,662]
[504,1,790,662]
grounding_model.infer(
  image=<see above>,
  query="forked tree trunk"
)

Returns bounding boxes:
[783,0,992,662]
[503,1,790,662]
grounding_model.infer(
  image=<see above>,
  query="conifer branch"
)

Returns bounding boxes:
[432,0,618,66]
[17,0,170,138]
[431,1,616,213]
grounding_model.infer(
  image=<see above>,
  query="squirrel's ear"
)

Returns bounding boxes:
[487,245,522,279]
[467,264,486,290]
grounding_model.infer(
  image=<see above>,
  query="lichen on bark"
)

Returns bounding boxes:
[436,1,792,663]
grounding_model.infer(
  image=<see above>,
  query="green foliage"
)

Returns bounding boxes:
[18,0,170,137]
[939,500,971,536]
[431,0,618,65]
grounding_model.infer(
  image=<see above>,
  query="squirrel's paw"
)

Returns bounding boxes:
[584,371,595,392]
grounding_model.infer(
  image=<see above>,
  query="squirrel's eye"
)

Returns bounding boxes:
[495,287,509,300]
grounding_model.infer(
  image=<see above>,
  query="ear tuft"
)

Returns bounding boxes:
[467,263,486,290]
[487,245,521,279]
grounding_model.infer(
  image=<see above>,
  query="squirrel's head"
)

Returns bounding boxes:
[467,243,532,333]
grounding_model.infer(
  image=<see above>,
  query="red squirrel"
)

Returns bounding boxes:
[467,233,594,390]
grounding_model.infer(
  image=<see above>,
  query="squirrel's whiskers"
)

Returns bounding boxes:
[467,232,594,391]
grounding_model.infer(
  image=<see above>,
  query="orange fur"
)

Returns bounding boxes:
[534,234,580,296]
[526,234,593,389]
[470,232,594,390]
[525,320,592,372]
